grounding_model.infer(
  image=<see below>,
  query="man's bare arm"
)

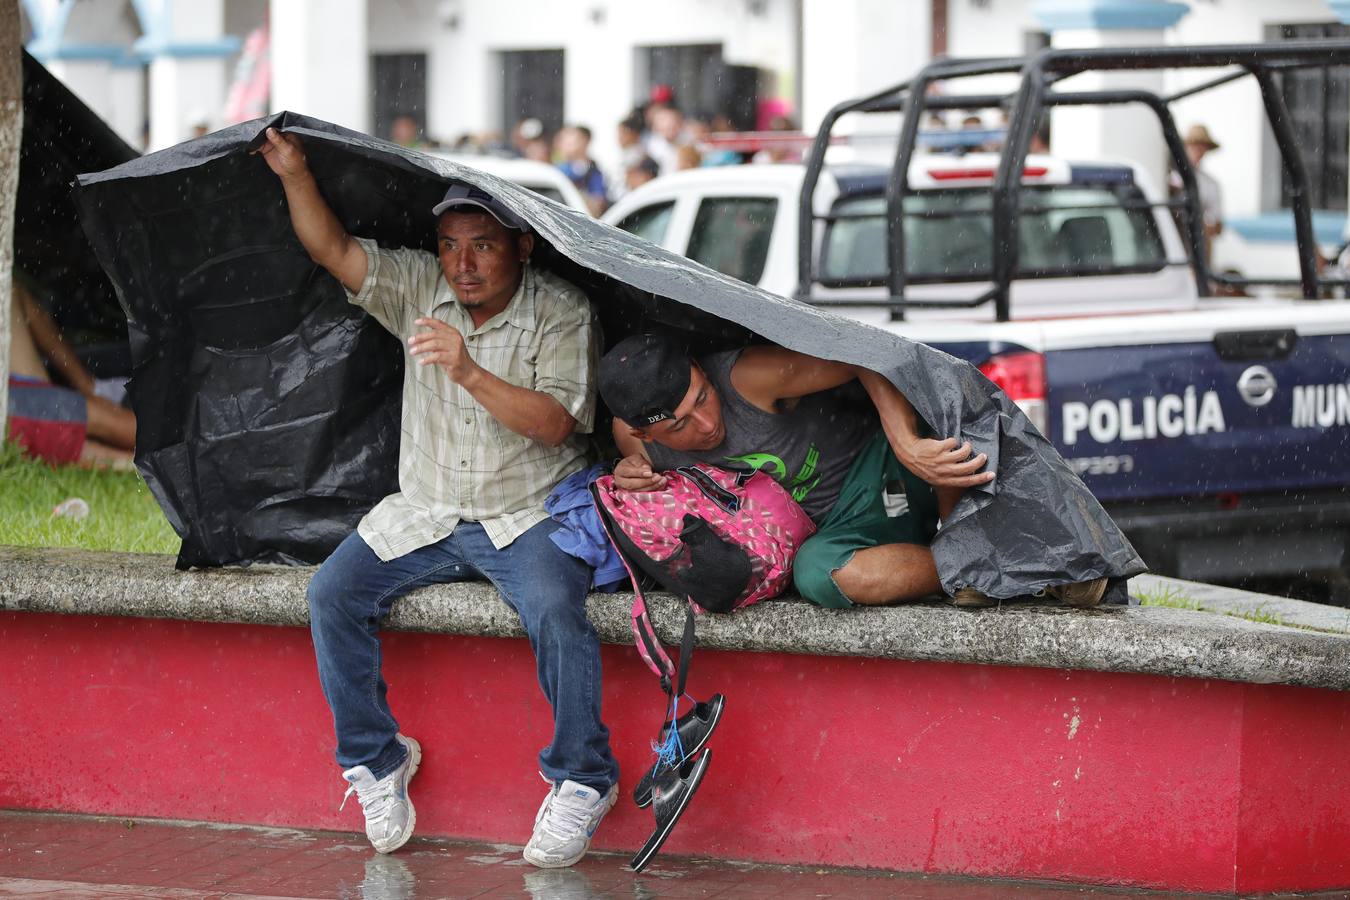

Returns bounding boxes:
[731,345,992,488]
[729,345,856,411]
[255,128,367,293]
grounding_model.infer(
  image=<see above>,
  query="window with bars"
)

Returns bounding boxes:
[1267,23,1349,212]
[500,49,565,140]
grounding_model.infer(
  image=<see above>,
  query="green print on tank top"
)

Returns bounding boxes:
[725,445,822,502]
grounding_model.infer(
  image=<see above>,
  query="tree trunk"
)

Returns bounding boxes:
[0,0,22,432]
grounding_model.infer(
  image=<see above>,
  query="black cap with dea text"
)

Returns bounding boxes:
[598,333,692,427]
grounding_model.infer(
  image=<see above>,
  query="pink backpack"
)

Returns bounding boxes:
[591,464,817,685]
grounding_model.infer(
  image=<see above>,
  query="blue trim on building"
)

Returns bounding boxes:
[1228,210,1348,246]
[132,36,243,58]
[1031,0,1191,31]
[26,42,138,63]
[1329,1,1350,24]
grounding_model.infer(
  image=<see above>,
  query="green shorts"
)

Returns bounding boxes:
[792,430,938,608]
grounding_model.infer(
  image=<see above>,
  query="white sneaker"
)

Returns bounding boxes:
[340,734,421,853]
[523,778,618,868]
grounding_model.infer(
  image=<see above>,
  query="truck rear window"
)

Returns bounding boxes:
[820,185,1168,284]
[688,197,777,285]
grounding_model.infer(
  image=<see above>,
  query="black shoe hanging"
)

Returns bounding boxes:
[632,693,725,808]
[630,748,712,873]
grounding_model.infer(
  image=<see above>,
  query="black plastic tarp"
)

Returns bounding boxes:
[17,51,138,345]
[74,111,1145,596]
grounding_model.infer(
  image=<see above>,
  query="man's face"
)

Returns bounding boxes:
[640,362,725,451]
[653,108,683,141]
[436,211,532,317]
[556,127,585,159]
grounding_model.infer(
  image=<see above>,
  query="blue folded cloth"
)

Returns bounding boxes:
[546,463,629,592]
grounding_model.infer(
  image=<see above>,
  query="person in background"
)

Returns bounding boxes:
[617,113,647,169]
[645,106,686,174]
[510,117,545,158]
[687,116,738,167]
[674,144,702,171]
[1172,123,1224,267]
[522,136,552,163]
[390,114,425,149]
[625,156,660,193]
[7,278,136,468]
[751,114,801,165]
[608,113,649,198]
[554,125,609,216]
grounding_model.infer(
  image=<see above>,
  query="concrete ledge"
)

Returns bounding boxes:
[4,545,1350,691]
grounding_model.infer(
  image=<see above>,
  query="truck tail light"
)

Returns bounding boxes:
[927,166,1049,181]
[979,351,1048,437]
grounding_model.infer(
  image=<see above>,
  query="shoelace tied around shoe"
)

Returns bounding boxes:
[537,788,596,841]
[340,774,397,830]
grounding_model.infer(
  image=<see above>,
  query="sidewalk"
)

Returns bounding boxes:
[0,810,1226,899]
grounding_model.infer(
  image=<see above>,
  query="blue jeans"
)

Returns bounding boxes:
[306,519,618,791]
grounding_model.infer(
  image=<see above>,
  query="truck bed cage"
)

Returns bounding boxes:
[795,41,1350,321]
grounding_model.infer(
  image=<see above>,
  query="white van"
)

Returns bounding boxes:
[429,152,589,214]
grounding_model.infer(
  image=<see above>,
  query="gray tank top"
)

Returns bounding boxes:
[646,349,878,523]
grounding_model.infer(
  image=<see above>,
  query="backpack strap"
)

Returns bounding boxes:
[589,479,678,687]
[674,602,696,699]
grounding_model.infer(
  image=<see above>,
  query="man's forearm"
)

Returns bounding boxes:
[857,368,922,454]
[280,174,349,267]
[461,366,577,446]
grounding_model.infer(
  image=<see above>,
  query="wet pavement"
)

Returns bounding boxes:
[0,810,1338,899]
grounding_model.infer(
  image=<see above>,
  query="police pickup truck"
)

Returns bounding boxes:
[603,43,1350,591]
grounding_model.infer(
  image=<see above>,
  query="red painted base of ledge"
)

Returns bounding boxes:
[2,611,1347,894]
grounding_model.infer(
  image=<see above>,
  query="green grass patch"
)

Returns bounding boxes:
[1137,581,1296,628]
[1136,584,1202,610]
[1237,603,1289,627]
[0,440,179,555]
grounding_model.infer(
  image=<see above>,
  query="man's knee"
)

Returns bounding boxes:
[793,540,853,609]
[307,538,368,624]
[306,561,342,625]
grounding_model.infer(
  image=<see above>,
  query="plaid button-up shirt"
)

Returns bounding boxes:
[348,238,598,561]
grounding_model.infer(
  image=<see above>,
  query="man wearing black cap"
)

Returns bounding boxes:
[598,334,1107,609]
[257,128,618,866]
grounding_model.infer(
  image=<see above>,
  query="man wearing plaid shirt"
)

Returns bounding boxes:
[258,128,618,866]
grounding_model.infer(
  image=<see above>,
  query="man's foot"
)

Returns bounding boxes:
[523,779,618,868]
[948,586,997,608]
[340,734,421,853]
[1047,577,1109,608]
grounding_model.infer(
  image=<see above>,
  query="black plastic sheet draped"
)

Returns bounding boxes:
[74,111,1145,595]
[17,50,137,344]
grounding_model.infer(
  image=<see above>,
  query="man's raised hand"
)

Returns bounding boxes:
[408,317,480,385]
[613,454,668,492]
[254,127,309,180]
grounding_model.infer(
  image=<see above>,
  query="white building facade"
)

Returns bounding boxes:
[21,0,1350,274]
